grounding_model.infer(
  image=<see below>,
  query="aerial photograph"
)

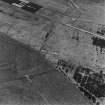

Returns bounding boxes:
[0,0,105,105]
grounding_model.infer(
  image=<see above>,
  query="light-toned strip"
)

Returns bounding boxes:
[12,3,23,8]
[63,23,105,40]
[19,0,29,4]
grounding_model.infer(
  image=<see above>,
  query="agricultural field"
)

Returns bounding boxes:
[0,0,105,105]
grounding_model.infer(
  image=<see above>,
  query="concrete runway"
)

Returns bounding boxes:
[0,32,91,105]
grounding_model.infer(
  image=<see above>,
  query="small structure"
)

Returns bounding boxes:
[97,25,105,36]
[56,59,105,105]
[2,0,42,13]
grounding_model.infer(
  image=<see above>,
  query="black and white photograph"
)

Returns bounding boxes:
[0,0,104,105]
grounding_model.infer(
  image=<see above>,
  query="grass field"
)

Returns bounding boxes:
[0,33,91,105]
